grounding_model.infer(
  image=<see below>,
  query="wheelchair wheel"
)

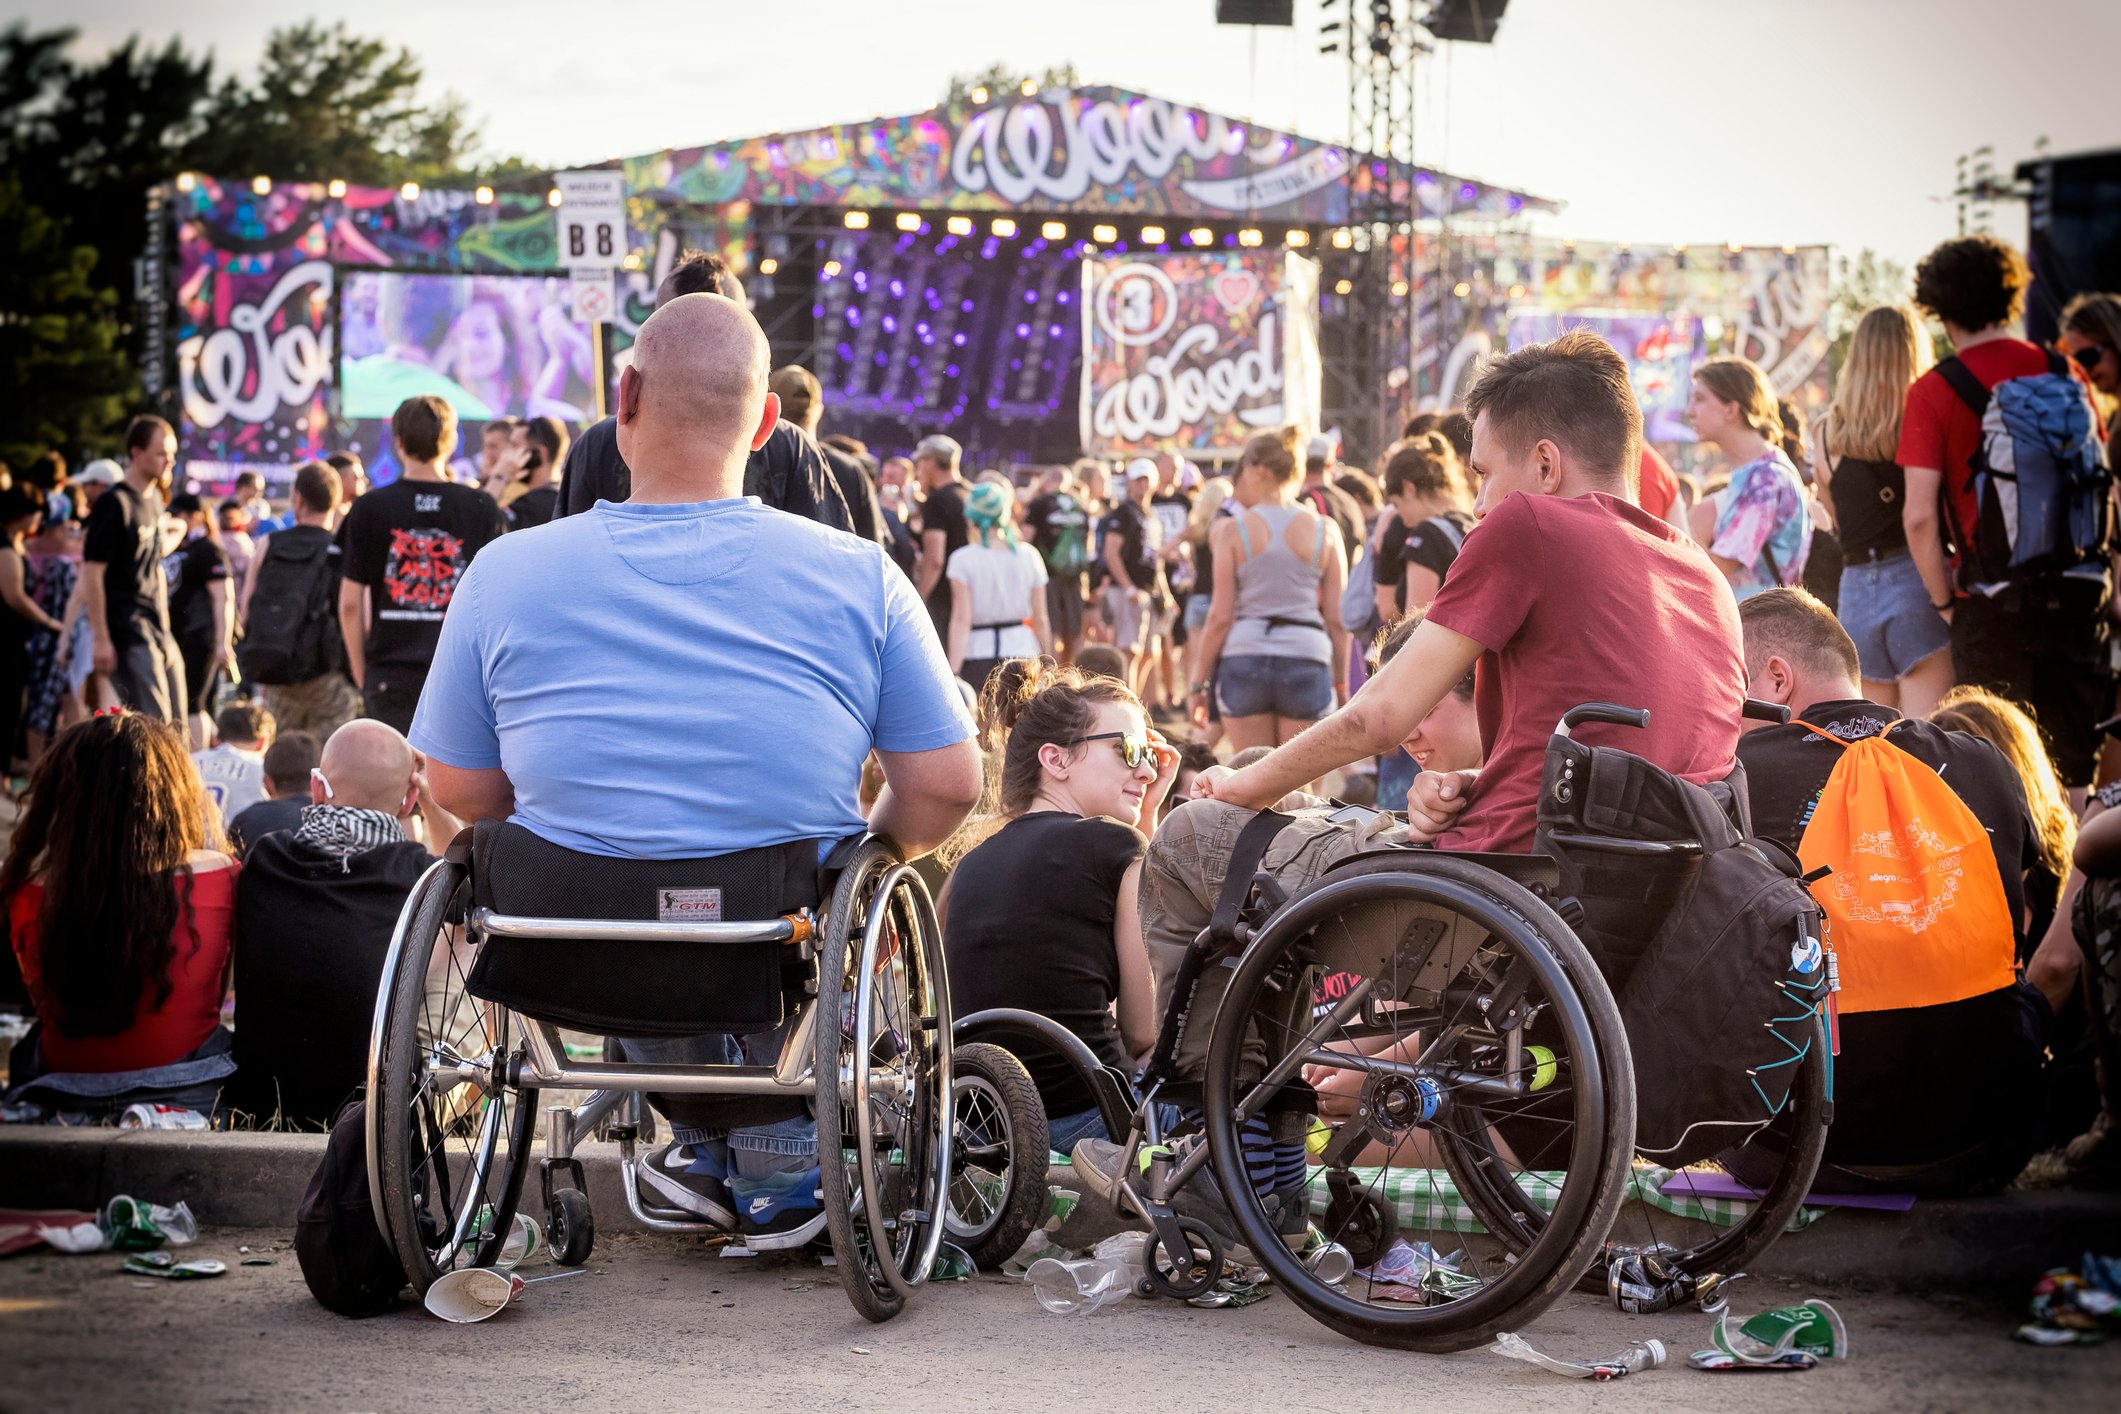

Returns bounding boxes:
[1201,854,1635,1353]
[368,858,537,1296]
[1442,981,1831,1294]
[945,1042,1050,1271]
[816,839,955,1323]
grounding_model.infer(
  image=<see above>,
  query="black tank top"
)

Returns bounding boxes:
[1823,428,1907,561]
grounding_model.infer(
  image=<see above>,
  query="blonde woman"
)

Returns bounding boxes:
[1816,306,1952,716]
[1689,357,1811,599]
[1930,686,2078,945]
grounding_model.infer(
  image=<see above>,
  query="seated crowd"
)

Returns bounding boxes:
[2,230,2115,1222]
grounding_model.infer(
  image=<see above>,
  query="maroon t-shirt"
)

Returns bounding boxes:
[1424,491,1746,853]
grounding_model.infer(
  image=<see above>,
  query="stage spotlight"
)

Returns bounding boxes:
[402,182,423,201]
[1392,280,1410,296]
[1452,281,1471,297]
[1781,243,1798,254]
[946,215,974,235]
[1335,278,1353,295]
[895,211,922,232]
[175,172,198,193]
[1188,226,1214,245]
[1092,223,1118,243]
[1238,228,1263,247]
[992,217,1018,238]
[1726,240,1744,253]
[1330,229,1353,249]
[1020,78,1038,96]
[1140,224,1166,244]
[1285,230,1309,247]
[971,85,990,104]
[758,257,780,275]
[472,185,493,205]
[251,175,272,195]
[327,179,349,199]
[1041,220,1067,240]
[844,211,871,229]
[548,187,566,207]
[822,260,843,277]
[1508,283,1526,298]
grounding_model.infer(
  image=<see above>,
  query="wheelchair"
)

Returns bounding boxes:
[363,823,1045,1323]
[960,700,1831,1353]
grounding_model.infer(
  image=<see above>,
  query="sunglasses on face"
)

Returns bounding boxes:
[1069,730,1154,769]
[2068,342,2111,373]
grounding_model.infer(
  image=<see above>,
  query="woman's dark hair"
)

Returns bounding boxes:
[25,451,65,491]
[1775,397,1810,478]
[0,484,46,530]
[1402,410,1475,463]
[942,659,1141,864]
[1334,470,1382,512]
[1912,235,2030,333]
[1382,432,1468,503]
[0,713,220,1037]
[1238,426,1300,485]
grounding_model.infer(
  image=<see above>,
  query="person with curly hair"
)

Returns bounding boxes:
[2,712,236,1115]
[1900,235,2112,802]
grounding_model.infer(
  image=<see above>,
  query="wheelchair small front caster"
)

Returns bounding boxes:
[548,1188,595,1266]
[1324,1174,1397,1269]
[1143,1217,1223,1300]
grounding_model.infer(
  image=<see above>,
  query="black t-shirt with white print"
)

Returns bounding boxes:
[339,478,507,670]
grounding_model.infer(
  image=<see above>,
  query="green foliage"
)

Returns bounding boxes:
[1828,248,1917,377]
[0,173,131,469]
[946,62,1082,105]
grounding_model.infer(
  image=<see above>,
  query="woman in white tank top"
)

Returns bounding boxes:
[1187,428,1348,750]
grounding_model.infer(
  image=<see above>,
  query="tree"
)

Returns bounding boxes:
[0,174,131,469]
[945,62,1082,105]
[1828,248,1913,377]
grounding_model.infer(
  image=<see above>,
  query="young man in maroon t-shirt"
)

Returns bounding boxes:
[1900,234,2113,794]
[1200,329,1746,852]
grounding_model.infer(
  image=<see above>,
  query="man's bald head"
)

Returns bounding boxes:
[317,719,418,815]
[616,294,778,497]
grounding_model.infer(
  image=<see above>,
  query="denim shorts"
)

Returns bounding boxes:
[1837,553,1950,682]
[1183,593,1213,632]
[1215,654,1334,720]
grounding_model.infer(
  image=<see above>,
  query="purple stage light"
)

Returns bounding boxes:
[1047,325,1061,337]
[881,315,896,332]
[889,279,905,297]
[952,332,967,345]
[960,299,974,312]
[846,309,861,326]
[1460,183,1478,202]
[1023,290,1037,303]
[1056,292,1070,303]
[946,364,961,377]
[1014,323,1030,337]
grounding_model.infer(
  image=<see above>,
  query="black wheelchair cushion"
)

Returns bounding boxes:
[464,820,820,1036]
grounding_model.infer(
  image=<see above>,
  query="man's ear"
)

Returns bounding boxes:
[1535,438,1563,493]
[751,391,782,452]
[1760,653,1798,704]
[617,365,643,426]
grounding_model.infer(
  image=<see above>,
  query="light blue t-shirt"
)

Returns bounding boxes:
[410,496,973,859]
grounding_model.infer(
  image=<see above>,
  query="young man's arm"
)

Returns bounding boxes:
[426,761,515,825]
[915,527,947,602]
[1201,617,1483,809]
[336,579,369,689]
[1102,524,1135,599]
[869,739,984,858]
[82,569,114,673]
[1902,466,1955,617]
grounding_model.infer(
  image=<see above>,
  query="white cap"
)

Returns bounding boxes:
[1305,434,1336,461]
[76,459,121,486]
[1124,457,1159,481]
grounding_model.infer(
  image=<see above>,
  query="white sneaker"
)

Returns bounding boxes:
[635,1143,738,1228]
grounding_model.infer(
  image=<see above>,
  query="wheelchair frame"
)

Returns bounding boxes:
[364,835,966,1323]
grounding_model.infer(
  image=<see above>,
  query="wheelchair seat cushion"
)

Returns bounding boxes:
[463,820,821,1036]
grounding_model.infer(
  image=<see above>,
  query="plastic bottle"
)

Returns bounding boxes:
[1024,1231,1147,1315]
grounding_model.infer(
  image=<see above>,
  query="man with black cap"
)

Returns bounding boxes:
[555,252,853,532]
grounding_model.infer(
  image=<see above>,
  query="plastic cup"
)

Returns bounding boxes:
[423,1268,525,1323]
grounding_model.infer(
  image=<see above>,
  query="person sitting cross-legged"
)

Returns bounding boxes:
[227,720,463,1129]
[1735,587,2046,1193]
[413,292,982,1248]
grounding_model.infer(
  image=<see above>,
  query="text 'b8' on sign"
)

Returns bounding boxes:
[554,169,627,269]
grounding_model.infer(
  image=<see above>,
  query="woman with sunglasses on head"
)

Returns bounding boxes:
[2,711,236,1117]
[940,659,1181,1147]
[2059,293,2121,446]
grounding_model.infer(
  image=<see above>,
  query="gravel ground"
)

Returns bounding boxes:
[0,1226,2113,1413]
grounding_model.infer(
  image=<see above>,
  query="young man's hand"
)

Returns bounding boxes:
[1404,768,1477,842]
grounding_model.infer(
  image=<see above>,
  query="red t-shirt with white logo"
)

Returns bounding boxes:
[1424,491,1746,853]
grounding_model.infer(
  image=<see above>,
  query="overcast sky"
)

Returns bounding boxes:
[24,0,2117,268]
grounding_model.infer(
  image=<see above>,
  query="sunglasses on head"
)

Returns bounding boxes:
[1069,730,1154,769]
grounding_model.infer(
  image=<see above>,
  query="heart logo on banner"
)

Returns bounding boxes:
[1213,268,1260,313]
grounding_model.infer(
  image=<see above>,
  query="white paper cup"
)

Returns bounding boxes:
[496,1213,541,1269]
[423,1268,525,1323]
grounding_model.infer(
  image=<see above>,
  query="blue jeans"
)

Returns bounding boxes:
[1047,1105,1109,1153]
[1215,654,1334,720]
[615,1027,815,1179]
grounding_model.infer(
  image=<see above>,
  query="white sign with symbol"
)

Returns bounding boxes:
[570,267,616,325]
[554,169,626,269]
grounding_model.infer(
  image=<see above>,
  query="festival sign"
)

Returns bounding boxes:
[1079,249,1321,457]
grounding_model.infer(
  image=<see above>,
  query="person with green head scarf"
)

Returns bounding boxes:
[947,478,1051,695]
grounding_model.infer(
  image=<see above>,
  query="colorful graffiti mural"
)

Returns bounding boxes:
[1079,249,1320,456]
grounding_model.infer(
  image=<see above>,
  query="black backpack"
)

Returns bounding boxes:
[239,528,342,686]
[294,1101,407,1317]
[1537,743,1828,1166]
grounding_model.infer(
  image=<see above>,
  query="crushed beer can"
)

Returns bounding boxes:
[1607,1243,1734,1314]
[118,1104,209,1131]
[1697,1297,1847,1368]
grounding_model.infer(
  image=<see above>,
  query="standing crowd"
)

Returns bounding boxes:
[4,233,2120,1217]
